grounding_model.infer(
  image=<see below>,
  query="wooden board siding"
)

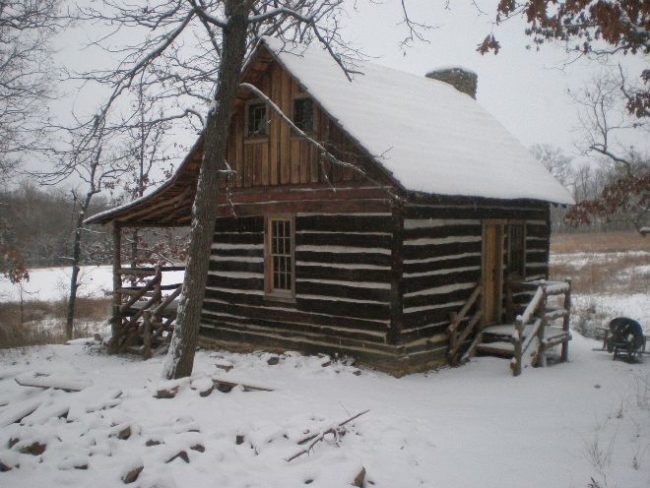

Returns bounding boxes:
[398,201,551,349]
[222,61,376,193]
[200,211,396,358]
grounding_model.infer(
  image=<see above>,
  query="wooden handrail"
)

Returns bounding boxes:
[447,284,482,366]
[510,279,572,376]
[117,265,185,275]
[518,286,544,325]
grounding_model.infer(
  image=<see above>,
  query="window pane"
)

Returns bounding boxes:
[293,98,314,132]
[248,103,267,136]
[268,218,293,293]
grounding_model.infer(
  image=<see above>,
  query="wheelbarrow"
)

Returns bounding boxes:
[600,317,647,362]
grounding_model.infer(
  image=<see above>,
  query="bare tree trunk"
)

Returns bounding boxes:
[66,191,94,340]
[163,2,250,379]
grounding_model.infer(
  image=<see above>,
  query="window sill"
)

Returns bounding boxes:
[263,293,297,305]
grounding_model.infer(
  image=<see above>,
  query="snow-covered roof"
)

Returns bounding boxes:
[263,38,574,205]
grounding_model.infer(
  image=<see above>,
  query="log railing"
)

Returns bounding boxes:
[510,279,572,376]
[447,284,482,366]
[111,263,183,357]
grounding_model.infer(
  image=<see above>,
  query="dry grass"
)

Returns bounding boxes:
[550,253,650,295]
[550,231,650,338]
[0,298,112,349]
[551,231,650,254]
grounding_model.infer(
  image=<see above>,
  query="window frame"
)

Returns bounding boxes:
[264,214,296,301]
[507,221,527,279]
[246,100,268,138]
[291,96,316,135]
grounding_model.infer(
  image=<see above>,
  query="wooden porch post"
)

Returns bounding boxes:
[109,222,122,353]
[561,278,572,362]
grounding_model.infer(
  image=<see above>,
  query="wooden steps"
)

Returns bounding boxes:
[476,325,572,359]
[450,279,572,375]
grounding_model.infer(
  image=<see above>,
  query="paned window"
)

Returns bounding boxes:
[293,98,314,132]
[508,223,526,278]
[247,102,267,137]
[266,217,294,298]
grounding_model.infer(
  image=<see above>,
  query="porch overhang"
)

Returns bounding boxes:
[84,136,204,227]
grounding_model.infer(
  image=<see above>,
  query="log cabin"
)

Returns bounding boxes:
[86,37,574,375]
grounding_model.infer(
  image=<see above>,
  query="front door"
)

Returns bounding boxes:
[482,222,503,326]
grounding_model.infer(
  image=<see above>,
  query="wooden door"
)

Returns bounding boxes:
[482,222,503,325]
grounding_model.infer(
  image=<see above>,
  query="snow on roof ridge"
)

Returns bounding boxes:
[261,37,574,205]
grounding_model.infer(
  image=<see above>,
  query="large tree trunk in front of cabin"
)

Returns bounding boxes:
[163,3,250,379]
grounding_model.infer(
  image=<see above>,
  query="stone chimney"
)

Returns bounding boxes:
[426,67,477,99]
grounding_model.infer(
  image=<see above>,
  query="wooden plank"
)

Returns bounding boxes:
[296,214,392,232]
[403,254,482,275]
[290,139,301,184]
[295,296,390,321]
[211,232,263,245]
[404,204,547,221]
[402,241,483,261]
[209,259,264,274]
[201,321,395,354]
[202,314,386,344]
[202,300,389,332]
[403,269,480,295]
[296,232,392,248]
[296,250,392,267]
[269,64,280,185]
[296,264,391,283]
[205,274,265,291]
[214,216,264,232]
[280,68,291,184]
[210,247,264,258]
[215,185,390,204]
[389,203,404,345]
[217,199,391,217]
[404,224,482,240]
[296,280,390,303]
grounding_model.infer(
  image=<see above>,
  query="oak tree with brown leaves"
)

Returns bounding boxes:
[481,1,649,233]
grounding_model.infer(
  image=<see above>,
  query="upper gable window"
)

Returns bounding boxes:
[247,102,267,137]
[293,98,314,133]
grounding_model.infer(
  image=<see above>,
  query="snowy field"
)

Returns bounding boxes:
[0,252,649,487]
[0,265,184,303]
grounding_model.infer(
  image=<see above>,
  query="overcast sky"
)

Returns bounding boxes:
[341,0,648,156]
[46,0,649,185]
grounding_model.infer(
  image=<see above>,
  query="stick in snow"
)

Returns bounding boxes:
[212,377,274,393]
[15,373,92,392]
[286,409,369,462]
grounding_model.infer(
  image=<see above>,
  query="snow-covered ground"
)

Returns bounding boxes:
[1,337,649,488]
[1,252,649,487]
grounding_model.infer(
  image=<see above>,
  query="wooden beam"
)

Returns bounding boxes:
[110,222,122,353]
[388,202,404,345]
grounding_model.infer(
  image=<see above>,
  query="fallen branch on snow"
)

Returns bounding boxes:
[15,373,92,392]
[286,409,369,462]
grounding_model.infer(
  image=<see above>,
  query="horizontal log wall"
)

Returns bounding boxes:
[399,200,551,355]
[200,211,396,359]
